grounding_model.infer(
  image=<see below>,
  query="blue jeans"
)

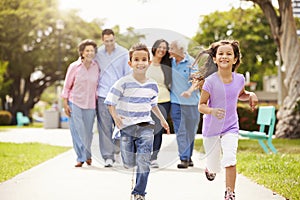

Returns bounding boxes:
[96,97,116,161]
[171,103,200,161]
[150,102,171,161]
[120,124,154,196]
[69,102,95,162]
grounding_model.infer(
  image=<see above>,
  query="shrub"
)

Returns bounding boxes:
[0,110,12,125]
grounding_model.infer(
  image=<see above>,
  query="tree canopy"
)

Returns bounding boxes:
[193,7,278,89]
[0,0,143,122]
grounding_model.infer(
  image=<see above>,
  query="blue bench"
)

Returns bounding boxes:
[239,106,277,154]
[16,112,30,126]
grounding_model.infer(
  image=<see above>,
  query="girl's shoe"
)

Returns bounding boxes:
[205,168,216,181]
[224,188,235,200]
[75,162,84,167]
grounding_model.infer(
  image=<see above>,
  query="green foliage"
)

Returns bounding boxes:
[0,142,71,182]
[0,0,146,118]
[194,138,300,200]
[0,110,12,125]
[193,7,278,90]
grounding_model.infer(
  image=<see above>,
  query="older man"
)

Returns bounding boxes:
[169,40,200,169]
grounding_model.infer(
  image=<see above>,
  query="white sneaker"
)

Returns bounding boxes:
[150,160,159,168]
[104,159,113,167]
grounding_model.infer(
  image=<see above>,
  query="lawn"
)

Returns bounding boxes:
[0,142,71,182]
[194,138,300,200]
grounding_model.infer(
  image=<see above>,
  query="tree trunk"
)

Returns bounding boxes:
[249,0,300,138]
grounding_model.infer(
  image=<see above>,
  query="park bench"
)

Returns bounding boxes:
[16,112,30,126]
[239,106,277,154]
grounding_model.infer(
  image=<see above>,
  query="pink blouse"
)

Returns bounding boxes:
[61,58,100,109]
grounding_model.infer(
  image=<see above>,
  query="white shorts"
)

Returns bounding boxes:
[203,133,239,173]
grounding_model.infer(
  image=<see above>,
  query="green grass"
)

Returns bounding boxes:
[0,142,71,182]
[194,138,300,200]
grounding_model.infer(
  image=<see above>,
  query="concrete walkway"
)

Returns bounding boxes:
[0,128,285,200]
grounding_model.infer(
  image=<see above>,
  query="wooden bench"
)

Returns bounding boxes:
[239,106,277,154]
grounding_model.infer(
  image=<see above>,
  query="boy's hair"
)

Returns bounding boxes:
[129,43,150,61]
[78,39,97,59]
[101,29,115,38]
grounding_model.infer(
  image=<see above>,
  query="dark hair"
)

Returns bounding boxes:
[129,43,150,61]
[208,40,241,71]
[78,39,97,59]
[191,39,241,86]
[101,29,115,38]
[151,39,171,68]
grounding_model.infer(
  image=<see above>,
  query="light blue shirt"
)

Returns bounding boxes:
[95,43,131,97]
[170,53,200,105]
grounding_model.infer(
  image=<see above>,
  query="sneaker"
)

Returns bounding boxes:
[177,160,189,169]
[224,188,235,200]
[188,159,194,167]
[134,194,145,200]
[205,168,216,181]
[150,160,159,168]
[104,159,113,167]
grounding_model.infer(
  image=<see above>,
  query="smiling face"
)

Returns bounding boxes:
[128,50,151,75]
[81,45,96,61]
[154,41,168,59]
[213,44,237,71]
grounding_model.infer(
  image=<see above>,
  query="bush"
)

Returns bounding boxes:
[0,110,12,125]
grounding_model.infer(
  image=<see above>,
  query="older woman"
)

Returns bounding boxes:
[61,39,100,167]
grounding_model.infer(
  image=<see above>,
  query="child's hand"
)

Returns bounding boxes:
[161,119,170,134]
[249,92,258,111]
[113,115,124,129]
[211,108,225,120]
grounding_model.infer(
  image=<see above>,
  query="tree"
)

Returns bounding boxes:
[245,0,300,138]
[193,7,278,90]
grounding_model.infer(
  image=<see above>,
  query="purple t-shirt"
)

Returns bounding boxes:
[202,72,245,137]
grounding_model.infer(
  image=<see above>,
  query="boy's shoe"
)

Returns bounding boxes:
[150,160,159,168]
[224,188,235,200]
[205,168,216,181]
[134,194,145,200]
[177,160,189,169]
[104,159,113,167]
[188,159,194,167]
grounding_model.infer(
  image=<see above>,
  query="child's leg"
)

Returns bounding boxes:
[221,133,239,192]
[133,126,154,196]
[120,127,136,169]
[203,136,221,173]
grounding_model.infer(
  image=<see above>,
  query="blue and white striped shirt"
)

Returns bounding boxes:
[104,73,158,128]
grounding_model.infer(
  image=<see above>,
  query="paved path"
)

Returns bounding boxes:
[0,128,285,200]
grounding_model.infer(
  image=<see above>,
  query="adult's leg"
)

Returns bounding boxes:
[183,105,200,160]
[171,103,189,161]
[69,102,86,162]
[151,102,170,161]
[82,109,96,161]
[96,97,115,161]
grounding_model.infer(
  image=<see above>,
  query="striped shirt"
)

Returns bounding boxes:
[104,73,158,128]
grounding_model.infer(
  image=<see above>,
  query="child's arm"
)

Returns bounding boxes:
[107,105,123,129]
[181,82,198,98]
[198,89,225,119]
[151,106,170,134]
[238,88,258,111]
